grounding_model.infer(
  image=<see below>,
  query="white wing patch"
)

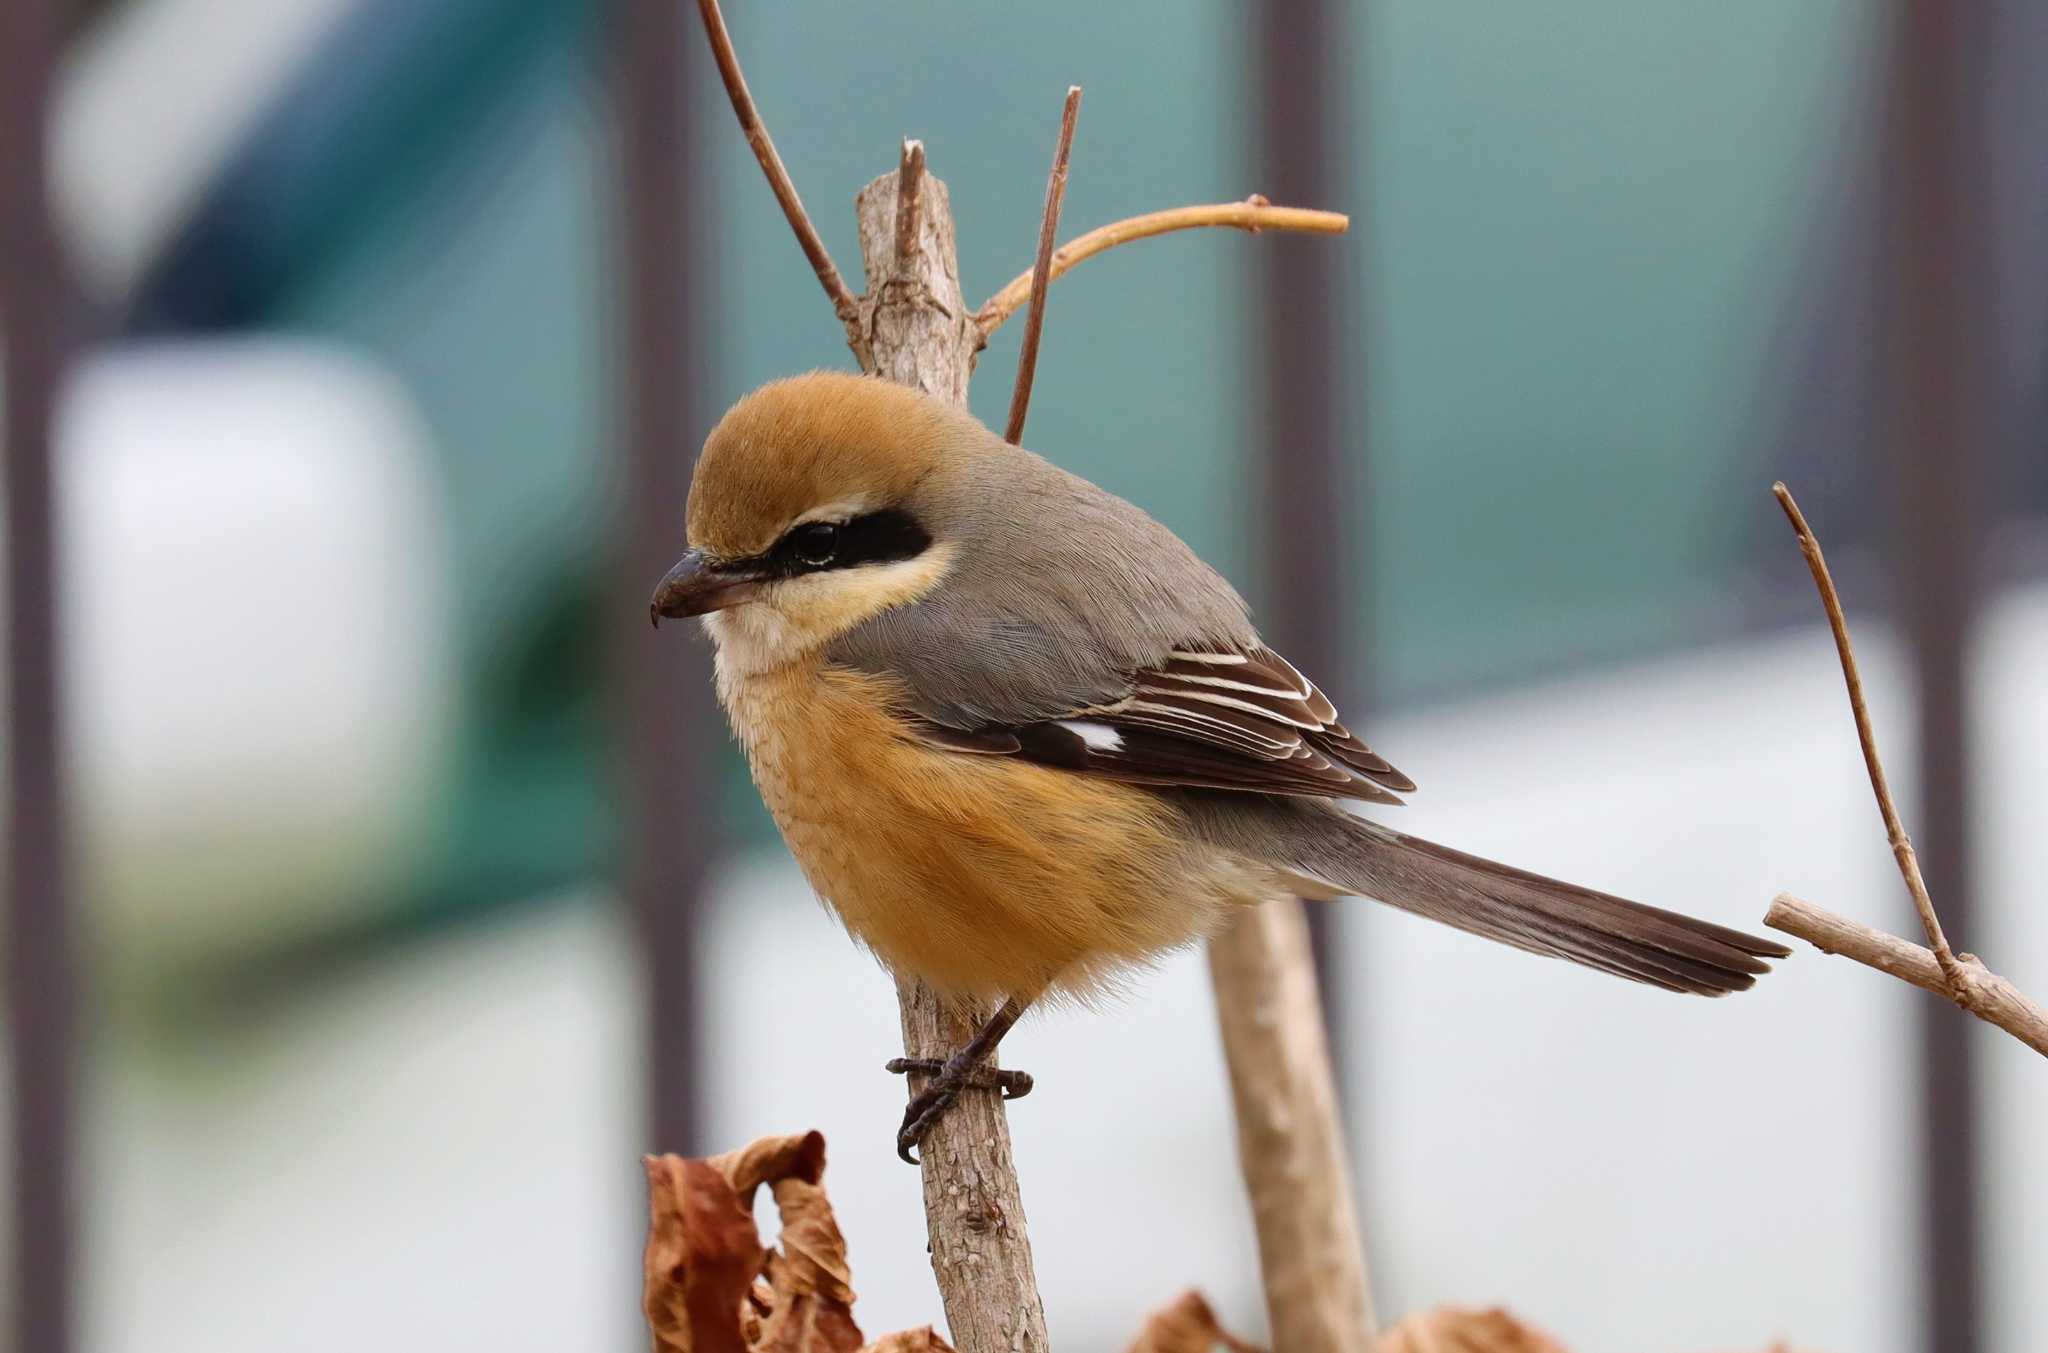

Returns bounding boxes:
[1057,719,1125,752]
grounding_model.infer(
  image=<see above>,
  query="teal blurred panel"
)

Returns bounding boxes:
[269,24,622,906]
[272,34,613,659]
[1359,0,1880,701]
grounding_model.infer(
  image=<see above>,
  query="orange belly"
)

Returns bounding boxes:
[717,659,1269,1001]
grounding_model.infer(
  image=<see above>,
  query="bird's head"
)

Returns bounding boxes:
[651,371,980,672]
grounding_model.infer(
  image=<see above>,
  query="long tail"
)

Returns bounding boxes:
[1313,817,1790,994]
[1174,791,1792,995]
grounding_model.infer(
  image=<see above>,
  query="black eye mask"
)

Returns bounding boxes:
[760,509,933,577]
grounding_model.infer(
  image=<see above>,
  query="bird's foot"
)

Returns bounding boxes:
[884,1054,1034,1165]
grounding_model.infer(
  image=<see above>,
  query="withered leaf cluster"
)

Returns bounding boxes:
[643,1130,952,1353]
[641,1130,1803,1353]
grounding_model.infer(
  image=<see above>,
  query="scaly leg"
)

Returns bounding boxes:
[885,995,1033,1164]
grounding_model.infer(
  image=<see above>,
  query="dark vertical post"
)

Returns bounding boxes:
[1888,4,1983,1351]
[614,0,713,1153]
[1253,3,1357,1037]
[0,0,77,1350]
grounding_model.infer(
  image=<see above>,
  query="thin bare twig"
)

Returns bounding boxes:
[1771,481,1963,990]
[1765,483,2048,1061]
[693,0,873,370]
[1004,86,1082,445]
[1767,895,2048,1057]
[894,139,926,268]
[977,196,1350,336]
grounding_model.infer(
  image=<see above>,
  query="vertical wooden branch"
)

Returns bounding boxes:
[856,162,1049,1353]
[1209,903,1377,1347]
[855,162,981,406]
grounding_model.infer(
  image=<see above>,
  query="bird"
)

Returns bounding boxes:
[650,370,1790,1163]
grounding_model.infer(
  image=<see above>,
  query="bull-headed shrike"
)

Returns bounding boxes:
[652,371,1787,1162]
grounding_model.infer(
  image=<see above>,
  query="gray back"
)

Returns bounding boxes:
[825,441,1259,728]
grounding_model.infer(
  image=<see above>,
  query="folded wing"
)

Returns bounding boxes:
[911,642,1416,806]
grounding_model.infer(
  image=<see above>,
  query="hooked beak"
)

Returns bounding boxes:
[649,550,766,627]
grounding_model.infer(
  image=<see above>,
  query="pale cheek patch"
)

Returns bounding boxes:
[707,542,958,676]
[704,607,802,670]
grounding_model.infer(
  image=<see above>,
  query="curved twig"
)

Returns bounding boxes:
[693,0,873,370]
[1004,86,1082,445]
[1771,482,1964,990]
[977,197,1349,337]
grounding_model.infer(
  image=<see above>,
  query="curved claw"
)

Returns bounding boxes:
[895,1084,957,1165]
[885,1043,1036,1165]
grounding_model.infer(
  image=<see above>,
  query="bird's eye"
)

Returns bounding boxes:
[791,521,840,567]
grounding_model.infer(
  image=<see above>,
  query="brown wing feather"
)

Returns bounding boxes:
[905,642,1416,806]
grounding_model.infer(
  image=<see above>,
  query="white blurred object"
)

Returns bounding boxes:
[4,339,453,972]
[53,0,358,295]
[85,899,642,1353]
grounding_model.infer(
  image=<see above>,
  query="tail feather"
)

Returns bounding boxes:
[1304,816,1790,996]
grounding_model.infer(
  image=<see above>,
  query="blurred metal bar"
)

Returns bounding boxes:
[614,0,714,1153]
[1887,4,1986,1351]
[1253,2,1358,1040]
[0,0,78,1349]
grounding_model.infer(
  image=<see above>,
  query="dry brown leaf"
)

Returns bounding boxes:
[709,1130,829,1208]
[771,1176,858,1304]
[1126,1290,1263,1353]
[754,1172,864,1351]
[643,1154,768,1353]
[1374,1306,1571,1353]
[859,1329,955,1353]
[647,1130,896,1353]
[742,1280,774,1346]
[756,1253,863,1351]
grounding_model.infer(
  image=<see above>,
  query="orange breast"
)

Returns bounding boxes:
[717,660,1264,1001]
